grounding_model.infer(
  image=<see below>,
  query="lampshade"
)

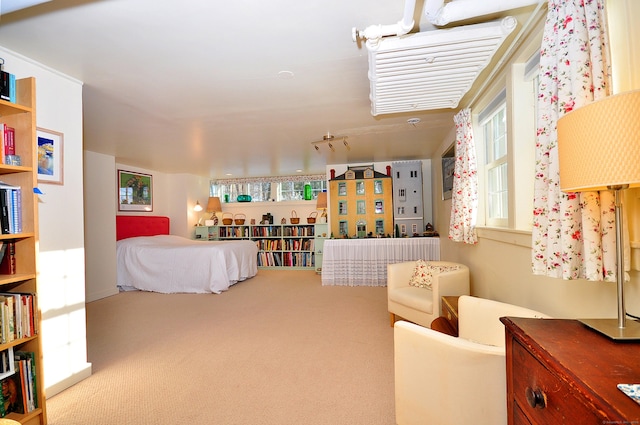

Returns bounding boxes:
[558,89,640,192]
[206,196,222,213]
[316,192,327,209]
[193,201,203,212]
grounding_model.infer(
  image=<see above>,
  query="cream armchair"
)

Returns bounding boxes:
[387,260,470,327]
[394,295,550,425]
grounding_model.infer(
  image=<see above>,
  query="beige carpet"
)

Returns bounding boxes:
[46,270,396,425]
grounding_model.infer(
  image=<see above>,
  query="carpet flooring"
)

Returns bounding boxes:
[46,270,395,425]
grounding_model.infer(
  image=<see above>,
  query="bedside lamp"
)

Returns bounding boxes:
[206,196,222,225]
[316,191,328,223]
[557,89,640,340]
[194,200,204,225]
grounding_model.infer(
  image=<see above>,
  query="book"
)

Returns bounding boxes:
[0,366,24,415]
[0,71,10,102]
[3,125,15,157]
[0,242,16,275]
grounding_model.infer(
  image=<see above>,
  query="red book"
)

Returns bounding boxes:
[3,126,15,156]
[0,242,16,275]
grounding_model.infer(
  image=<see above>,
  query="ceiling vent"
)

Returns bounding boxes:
[366,17,517,116]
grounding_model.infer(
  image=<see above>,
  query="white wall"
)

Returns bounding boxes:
[0,46,91,396]
[84,151,117,302]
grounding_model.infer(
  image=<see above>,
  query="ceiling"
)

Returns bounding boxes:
[0,0,540,179]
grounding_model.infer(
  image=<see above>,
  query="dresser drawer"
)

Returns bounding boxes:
[511,340,605,425]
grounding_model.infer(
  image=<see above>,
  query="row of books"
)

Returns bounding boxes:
[0,292,37,344]
[251,226,283,237]
[219,227,250,239]
[257,251,314,267]
[282,226,315,237]
[0,71,16,104]
[0,183,22,235]
[0,351,38,417]
[255,238,315,252]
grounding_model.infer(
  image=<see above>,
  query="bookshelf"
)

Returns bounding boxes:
[0,77,46,424]
[195,223,317,270]
[314,223,328,274]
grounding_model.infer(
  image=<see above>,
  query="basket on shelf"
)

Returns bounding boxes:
[307,211,318,224]
[234,213,246,225]
[222,212,233,225]
[290,210,300,224]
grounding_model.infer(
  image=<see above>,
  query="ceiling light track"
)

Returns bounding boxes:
[311,133,350,153]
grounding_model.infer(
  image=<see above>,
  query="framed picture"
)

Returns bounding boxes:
[441,143,455,200]
[118,170,153,211]
[37,128,64,185]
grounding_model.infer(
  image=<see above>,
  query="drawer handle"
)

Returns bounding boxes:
[525,387,546,409]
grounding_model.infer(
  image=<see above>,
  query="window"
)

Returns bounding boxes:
[338,201,347,215]
[479,91,508,227]
[356,181,365,195]
[211,175,326,202]
[398,188,406,201]
[474,48,539,231]
[375,220,384,235]
[339,221,348,236]
[374,180,383,194]
[357,200,366,214]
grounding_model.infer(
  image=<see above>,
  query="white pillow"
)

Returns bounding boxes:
[408,260,460,289]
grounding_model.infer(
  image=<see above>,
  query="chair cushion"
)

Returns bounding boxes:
[389,286,434,313]
[408,260,460,289]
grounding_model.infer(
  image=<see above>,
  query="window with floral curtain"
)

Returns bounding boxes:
[531,0,615,281]
[448,108,478,244]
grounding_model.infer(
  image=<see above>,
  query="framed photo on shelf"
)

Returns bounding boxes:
[118,170,153,211]
[37,127,64,185]
[441,143,455,200]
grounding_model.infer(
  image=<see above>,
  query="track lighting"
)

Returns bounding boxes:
[311,133,350,153]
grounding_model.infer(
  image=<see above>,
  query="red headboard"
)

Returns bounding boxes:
[116,215,170,241]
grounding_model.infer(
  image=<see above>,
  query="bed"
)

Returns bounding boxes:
[116,215,258,294]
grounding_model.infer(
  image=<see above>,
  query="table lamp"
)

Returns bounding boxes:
[557,89,640,340]
[206,196,222,225]
[316,191,328,223]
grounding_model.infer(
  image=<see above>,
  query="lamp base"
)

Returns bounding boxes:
[579,318,640,340]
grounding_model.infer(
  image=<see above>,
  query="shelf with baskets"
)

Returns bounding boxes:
[195,223,317,270]
[0,77,47,424]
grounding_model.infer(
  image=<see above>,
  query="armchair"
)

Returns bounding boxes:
[394,295,550,425]
[387,260,469,328]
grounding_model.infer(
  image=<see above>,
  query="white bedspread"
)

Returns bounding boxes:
[117,235,258,294]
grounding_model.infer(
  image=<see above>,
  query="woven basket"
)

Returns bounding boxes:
[234,213,246,225]
[222,212,233,225]
[290,210,300,224]
[307,211,318,224]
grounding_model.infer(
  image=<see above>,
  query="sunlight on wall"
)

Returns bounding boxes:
[38,248,92,396]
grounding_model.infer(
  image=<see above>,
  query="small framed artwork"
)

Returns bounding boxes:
[441,143,455,200]
[37,128,64,185]
[118,170,153,211]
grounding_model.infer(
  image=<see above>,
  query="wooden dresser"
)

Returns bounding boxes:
[501,317,640,424]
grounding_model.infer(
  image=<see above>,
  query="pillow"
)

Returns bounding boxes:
[408,260,460,289]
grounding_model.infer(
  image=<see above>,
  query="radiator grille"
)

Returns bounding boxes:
[367,18,516,115]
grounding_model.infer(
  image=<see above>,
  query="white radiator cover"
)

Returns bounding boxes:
[367,17,517,115]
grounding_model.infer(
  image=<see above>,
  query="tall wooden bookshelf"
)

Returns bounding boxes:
[0,77,47,424]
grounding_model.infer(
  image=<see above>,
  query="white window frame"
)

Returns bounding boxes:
[479,90,508,228]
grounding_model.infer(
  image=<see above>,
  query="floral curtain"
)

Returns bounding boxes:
[531,0,614,281]
[449,108,478,244]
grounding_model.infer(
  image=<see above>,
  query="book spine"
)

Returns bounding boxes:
[9,74,15,104]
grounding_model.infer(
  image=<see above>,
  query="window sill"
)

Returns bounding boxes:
[476,226,532,248]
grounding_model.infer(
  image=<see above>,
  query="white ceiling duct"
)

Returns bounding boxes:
[366,17,517,115]
[352,0,416,48]
[425,0,544,26]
